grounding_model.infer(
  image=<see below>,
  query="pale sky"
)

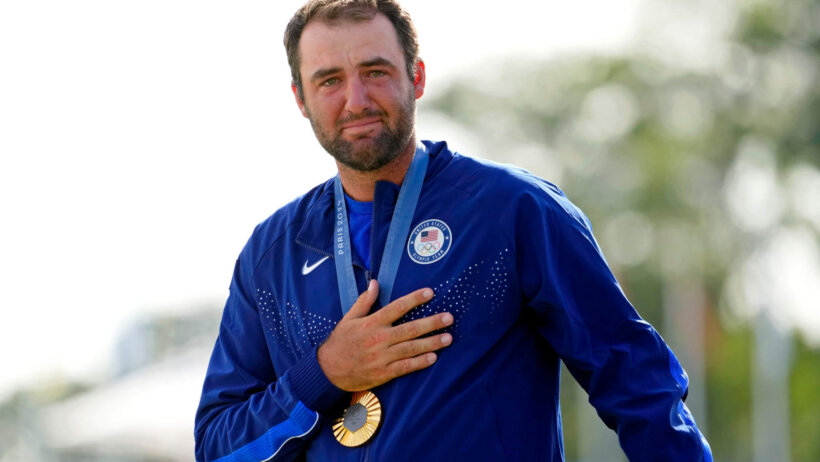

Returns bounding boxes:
[0,0,641,399]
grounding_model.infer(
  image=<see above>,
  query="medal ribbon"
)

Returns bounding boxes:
[333,144,429,313]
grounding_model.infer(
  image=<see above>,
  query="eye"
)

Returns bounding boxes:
[368,70,387,78]
[321,77,340,87]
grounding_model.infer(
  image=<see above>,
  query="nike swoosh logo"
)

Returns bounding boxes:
[302,256,329,276]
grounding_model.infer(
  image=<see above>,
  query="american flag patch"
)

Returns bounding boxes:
[420,229,438,242]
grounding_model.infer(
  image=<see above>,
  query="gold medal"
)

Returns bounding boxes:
[332,390,382,447]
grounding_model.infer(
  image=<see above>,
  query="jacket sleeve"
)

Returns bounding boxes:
[194,247,346,462]
[509,184,713,462]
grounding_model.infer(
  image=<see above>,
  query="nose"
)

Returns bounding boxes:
[344,77,371,114]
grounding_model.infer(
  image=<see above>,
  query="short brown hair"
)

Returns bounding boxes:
[284,0,419,99]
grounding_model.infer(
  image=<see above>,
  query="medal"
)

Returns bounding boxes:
[332,391,383,447]
[331,144,429,447]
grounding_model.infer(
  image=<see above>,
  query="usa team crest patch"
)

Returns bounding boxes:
[407,219,452,264]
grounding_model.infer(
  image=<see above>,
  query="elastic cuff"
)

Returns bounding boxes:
[287,345,347,413]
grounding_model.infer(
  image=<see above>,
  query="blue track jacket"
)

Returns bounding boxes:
[195,140,712,461]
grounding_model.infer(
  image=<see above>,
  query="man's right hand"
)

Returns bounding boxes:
[317,280,453,391]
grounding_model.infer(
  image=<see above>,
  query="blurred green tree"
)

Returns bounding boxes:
[424,0,818,460]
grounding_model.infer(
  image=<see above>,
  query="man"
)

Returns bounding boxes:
[195,1,713,461]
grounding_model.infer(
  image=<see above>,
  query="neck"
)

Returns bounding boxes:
[336,136,417,202]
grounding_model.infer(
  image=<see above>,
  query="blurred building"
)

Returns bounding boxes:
[0,306,220,462]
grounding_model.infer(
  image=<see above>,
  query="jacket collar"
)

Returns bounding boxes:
[294,140,452,262]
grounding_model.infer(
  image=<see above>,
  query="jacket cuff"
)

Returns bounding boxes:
[287,344,348,413]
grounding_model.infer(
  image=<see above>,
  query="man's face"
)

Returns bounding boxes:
[293,13,425,172]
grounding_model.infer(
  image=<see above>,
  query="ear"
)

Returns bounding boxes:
[413,59,426,100]
[291,82,309,118]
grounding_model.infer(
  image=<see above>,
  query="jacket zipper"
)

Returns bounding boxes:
[367,198,379,287]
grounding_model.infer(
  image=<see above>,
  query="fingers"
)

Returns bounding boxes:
[376,287,435,323]
[391,312,454,344]
[323,282,454,390]
[386,352,439,378]
[387,332,453,361]
[344,279,379,319]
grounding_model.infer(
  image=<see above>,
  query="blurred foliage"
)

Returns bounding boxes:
[791,340,820,461]
[427,0,818,460]
[790,338,820,460]
[706,323,753,460]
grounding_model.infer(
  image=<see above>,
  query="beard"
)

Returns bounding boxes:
[306,91,415,172]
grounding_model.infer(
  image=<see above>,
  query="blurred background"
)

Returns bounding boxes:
[0,0,817,460]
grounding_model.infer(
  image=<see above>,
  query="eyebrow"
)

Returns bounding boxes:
[310,67,343,82]
[309,57,398,82]
[360,57,396,69]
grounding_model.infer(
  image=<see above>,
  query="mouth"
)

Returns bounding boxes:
[340,118,384,136]
[341,117,383,129]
